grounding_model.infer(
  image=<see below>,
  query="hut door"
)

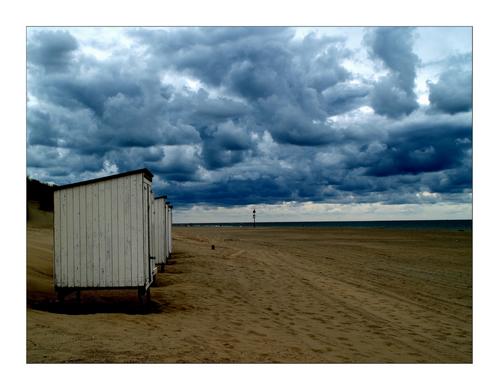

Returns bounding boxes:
[145,183,153,282]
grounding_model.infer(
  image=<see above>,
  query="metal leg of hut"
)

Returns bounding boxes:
[138,287,150,304]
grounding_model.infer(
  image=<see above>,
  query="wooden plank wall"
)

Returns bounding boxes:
[53,173,150,288]
[146,182,153,280]
[151,198,156,266]
[142,182,150,282]
[152,198,167,265]
[168,207,172,256]
[165,205,169,257]
[165,206,169,257]
[53,191,61,286]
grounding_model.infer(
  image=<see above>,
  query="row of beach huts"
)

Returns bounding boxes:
[52,168,173,303]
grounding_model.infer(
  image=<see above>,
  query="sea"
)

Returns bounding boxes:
[175,219,472,231]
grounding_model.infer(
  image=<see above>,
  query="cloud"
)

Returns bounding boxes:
[213,120,252,151]
[365,27,420,118]
[322,82,370,115]
[146,145,202,182]
[364,115,471,177]
[27,108,59,147]
[428,66,472,114]
[26,27,472,213]
[258,95,339,146]
[370,75,419,118]
[28,30,78,72]
[195,95,250,118]
[35,71,143,117]
[130,27,354,145]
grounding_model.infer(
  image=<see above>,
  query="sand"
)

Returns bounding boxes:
[27,215,472,363]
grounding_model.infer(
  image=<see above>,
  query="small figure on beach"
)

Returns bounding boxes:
[253,209,256,228]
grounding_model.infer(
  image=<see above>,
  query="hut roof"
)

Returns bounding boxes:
[54,168,153,191]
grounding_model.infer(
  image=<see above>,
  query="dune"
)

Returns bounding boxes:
[27,212,472,363]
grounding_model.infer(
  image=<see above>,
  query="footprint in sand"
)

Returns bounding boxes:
[228,249,246,259]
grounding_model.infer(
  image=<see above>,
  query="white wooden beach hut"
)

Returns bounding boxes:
[166,202,173,256]
[53,168,156,302]
[152,196,168,272]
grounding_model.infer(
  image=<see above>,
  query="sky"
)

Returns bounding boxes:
[26,27,472,223]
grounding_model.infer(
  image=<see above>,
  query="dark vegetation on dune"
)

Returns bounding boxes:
[27,177,56,211]
[27,177,56,222]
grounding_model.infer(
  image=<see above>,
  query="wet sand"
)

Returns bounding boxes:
[27,220,472,363]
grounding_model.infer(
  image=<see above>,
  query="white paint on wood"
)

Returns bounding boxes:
[152,200,157,264]
[74,188,81,286]
[79,187,87,286]
[164,205,169,258]
[168,206,173,256]
[152,198,168,265]
[98,182,106,286]
[86,185,93,286]
[104,180,112,286]
[163,204,170,261]
[67,188,74,287]
[60,190,67,287]
[117,177,125,285]
[54,171,153,289]
[142,184,147,281]
[130,175,138,285]
[151,199,155,264]
[149,188,154,277]
[124,175,132,285]
[166,206,169,256]
[136,177,144,285]
[111,178,119,286]
[152,199,159,264]
[145,185,151,281]
[54,191,61,286]
[167,205,171,257]
[92,183,100,286]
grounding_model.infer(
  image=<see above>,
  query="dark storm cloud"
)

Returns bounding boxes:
[428,67,472,114]
[195,95,250,118]
[146,146,201,182]
[157,176,294,207]
[107,146,165,170]
[27,108,59,146]
[322,82,370,115]
[255,94,339,146]
[365,27,420,118]
[131,27,296,89]
[212,121,252,151]
[366,28,419,91]
[28,30,78,72]
[131,27,354,145]
[364,118,471,177]
[201,143,248,170]
[369,75,419,118]
[27,27,472,209]
[27,144,104,179]
[33,71,142,116]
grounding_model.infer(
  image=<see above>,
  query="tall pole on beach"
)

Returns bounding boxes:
[253,209,256,228]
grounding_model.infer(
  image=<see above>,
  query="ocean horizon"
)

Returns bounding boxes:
[174,219,472,231]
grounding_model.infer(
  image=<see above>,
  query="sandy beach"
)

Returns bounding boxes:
[27,213,472,363]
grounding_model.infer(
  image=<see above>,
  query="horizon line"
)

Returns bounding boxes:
[173,218,472,225]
